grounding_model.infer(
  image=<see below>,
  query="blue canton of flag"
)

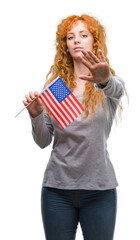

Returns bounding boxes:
[48,77,71,102]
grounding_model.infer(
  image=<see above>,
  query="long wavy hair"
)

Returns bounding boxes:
[45,14,123,120]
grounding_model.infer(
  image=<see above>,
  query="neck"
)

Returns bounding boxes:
[73,59,90,81]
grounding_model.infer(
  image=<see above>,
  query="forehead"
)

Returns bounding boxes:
[67,21,88,33]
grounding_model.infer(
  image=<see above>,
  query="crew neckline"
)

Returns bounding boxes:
[74,93,83,98]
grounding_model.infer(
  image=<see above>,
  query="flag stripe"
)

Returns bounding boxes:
[68,95,81,115]
[43,90,70,126]
[45,89,72,124]
[42,92,68,127]
[60,101,75,121]
[60,99,76,119]
[70,94,85,112]
[65,97,79,117]
[66,95,79,117]
[63,98,78,118]
[39,95,65,129]
[42,92,67,127]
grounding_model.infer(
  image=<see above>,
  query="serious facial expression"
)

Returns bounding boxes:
[66,21,94,60]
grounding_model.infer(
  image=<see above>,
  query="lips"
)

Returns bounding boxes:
[74,47,83,51]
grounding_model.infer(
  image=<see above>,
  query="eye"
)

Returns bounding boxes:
[82,34,88,38]
[67,36,73,40]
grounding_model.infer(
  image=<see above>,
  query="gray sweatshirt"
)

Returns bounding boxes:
[31,74,125,190]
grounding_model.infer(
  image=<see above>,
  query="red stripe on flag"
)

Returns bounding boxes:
[70,93,84,112]
[63,98,78,118]
[42,92,67,127]
[45,90,71,124]
[67,95,81,115]
[39,95,65,129]
[60,102,75,121]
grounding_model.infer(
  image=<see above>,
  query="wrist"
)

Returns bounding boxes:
[99,80,109,87]
[99,73,110,87]
[29,110,43,118]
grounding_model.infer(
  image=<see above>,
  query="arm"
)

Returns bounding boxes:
[94,73,125,101]
[30,110,54,149]
[23,91,54,149]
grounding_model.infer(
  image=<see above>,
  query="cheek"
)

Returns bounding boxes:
[66,41,71,51]
[87,38,94,50]
[84,41,93,50]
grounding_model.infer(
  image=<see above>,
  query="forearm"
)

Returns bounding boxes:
[94,73,125,100]
[30,110,54,148]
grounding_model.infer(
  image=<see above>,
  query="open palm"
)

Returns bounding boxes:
[78,49,110,85]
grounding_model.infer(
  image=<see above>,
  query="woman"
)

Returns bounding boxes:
[23,14,125,240]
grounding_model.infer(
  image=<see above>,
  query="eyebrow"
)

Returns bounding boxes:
[67,30,88,35]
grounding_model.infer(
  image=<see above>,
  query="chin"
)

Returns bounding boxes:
[73,52,83,60]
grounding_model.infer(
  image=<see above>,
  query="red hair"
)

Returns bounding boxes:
[45,14,123,119]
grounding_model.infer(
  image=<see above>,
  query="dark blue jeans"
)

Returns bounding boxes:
[41,187,117,240]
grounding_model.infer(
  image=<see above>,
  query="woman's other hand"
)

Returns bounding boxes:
[23,91,43,118]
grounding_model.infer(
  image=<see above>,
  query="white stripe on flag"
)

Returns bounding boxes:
[64,97,80,117]
[47,89,74,122]
[43,90,71,126]
[69,94,83,113]
[60,100,76,120]
[41,94,66,129]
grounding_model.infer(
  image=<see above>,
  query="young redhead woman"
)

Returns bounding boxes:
[23,15,125,240]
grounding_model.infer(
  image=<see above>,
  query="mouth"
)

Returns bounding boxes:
[73,47,83,51]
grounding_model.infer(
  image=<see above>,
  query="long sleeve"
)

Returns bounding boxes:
[94,73,125,102]
[30,110,54,149]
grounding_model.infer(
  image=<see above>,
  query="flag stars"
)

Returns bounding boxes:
[49,78,71,103]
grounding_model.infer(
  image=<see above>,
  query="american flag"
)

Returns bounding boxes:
[39,77,84,129]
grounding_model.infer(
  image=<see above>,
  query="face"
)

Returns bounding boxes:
[66,21,94,60]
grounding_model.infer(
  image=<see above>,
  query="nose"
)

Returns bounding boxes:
[74,39,80,44]
[74,35,80,44]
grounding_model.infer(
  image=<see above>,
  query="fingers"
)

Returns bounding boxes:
[98,49,106,62]
[86,50,100,63]
[78,55,91,69]
[81,50,99,64]
[34,91,39,97]
[23,91,39,106]
[80,49,106,65]
[78,49,104,70]
[25,92,33,103]
[22,100,28,106]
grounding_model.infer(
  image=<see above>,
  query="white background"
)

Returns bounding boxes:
[0,0,140,239]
